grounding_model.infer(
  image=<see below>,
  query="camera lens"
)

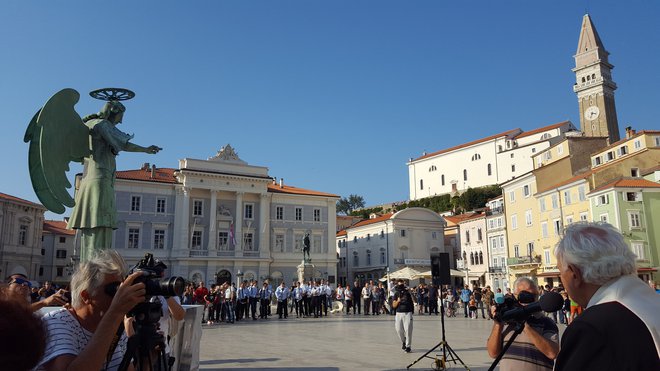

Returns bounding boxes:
[158,276,185,297]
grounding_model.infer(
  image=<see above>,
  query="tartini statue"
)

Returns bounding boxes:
[24,88,161,261]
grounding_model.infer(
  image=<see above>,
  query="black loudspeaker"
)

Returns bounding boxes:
[430,252,451,286]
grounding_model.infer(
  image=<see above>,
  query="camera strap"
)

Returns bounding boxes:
[104,321,125,370]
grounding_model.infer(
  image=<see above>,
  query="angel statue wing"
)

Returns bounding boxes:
[23,88,91,214]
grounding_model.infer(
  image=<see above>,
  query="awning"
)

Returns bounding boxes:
[537,271,561,278]
[413,269,464,279]
[382,267,422,281]
[637,267,658,272]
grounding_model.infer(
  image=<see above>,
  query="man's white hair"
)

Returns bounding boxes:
[513,277,538,294]
[555,222,636,285]
[71,250,127,308]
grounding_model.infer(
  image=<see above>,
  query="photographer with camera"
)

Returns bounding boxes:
[35,250,146,371]
[486,277,558,371]
[392,279,414,353]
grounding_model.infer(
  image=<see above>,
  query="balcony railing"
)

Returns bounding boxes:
[393,258,405,264]
[488,267,505,273]
[507,256,540,265]
[189,249,208,257]
[243,251,260,257]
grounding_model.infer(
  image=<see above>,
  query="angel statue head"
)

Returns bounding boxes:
[99,101,126,124]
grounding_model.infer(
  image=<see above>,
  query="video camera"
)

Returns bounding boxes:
[129,253,185,299]
[493,291,563,324]
[492,293,519,323]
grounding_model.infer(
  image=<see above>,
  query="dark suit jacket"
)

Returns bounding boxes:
[555,301,659,371]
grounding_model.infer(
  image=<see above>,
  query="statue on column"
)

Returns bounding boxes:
[302,233,311,262]
[24,88,161,262]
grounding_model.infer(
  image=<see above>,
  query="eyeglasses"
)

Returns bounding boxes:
[9,277,32,288]
[103,281,121,297]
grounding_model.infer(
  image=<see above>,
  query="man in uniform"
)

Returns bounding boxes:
[275,281,290,319]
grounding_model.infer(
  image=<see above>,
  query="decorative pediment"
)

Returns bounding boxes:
[208,144,247,164]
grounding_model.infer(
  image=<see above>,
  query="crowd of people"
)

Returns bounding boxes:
[1,222,659,371]
[181,278,400,325]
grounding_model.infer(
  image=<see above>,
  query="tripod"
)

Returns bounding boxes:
[407,299,470,370]
[118,302,172,371]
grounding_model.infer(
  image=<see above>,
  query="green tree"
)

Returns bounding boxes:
[336,194,366,215]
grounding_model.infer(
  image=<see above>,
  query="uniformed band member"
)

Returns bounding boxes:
[310,281,321,318]
[275,281,290,319]
[319,279,328,317]
[293,281,304,318]
[248,280,258,320]
[236,280,248,321]
[258,282,271,319]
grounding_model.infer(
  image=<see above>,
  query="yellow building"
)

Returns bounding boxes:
[535,173,592,287]
[501,171,541,286]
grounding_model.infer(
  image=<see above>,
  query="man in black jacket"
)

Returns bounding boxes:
[351,281,362,315]
[392,279,414,353]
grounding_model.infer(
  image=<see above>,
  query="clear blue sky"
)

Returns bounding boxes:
[2,1,659,220]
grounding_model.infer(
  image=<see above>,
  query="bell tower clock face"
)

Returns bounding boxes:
[584,106,600,121]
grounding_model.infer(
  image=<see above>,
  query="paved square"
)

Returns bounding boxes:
[198,311,542,370]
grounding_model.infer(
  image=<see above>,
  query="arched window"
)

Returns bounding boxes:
[429,165,437,172]
[463,169,468,181]
[592,73,596,79]
[479,252,484,265]
[441,174,445,186]
[471,153,481,161]
[587,75,591,81]
[540,133,551,140]
[487,163,492,176]
[470,252,475,265]
[420,179,424,190]
[463,251,467,262]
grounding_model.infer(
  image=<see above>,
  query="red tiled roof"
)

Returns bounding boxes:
[116,168,179,184]
[456,212,486,224]
[116,167,338,198]
[589,177,660,194]
[267,183,339,198]
[411,128,522,162]
[336,230,347,237]
[443,212,480,225]
[514,121,572,139]
[349,213,395,229]
[0,192,44,208]
[43,220,75,236]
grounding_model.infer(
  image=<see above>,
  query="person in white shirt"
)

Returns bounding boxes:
[344,285,353,315]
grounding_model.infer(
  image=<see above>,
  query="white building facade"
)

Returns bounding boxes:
[407,122,576,200]
[485,196,508,292]
[457,213,488,287]
[337,208,446,285]
[108,145,339,286]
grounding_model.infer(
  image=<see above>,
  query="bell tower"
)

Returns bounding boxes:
[573,14,620,143]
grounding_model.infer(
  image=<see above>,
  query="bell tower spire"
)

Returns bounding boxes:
[573,14,620,142]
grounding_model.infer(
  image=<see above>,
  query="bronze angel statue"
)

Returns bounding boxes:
[24,88,161,262]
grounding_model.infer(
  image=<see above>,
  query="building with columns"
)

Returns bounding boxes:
[109,145,339,286]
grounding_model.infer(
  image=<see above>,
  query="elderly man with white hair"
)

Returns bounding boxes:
[554,222,660,371]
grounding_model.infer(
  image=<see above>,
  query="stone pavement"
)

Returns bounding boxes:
[198,311,564,371]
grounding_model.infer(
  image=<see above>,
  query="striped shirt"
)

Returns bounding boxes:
[36,308,128,371]
[499,314,558,371]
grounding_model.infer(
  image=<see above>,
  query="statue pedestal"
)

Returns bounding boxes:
[297,261,315,283]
